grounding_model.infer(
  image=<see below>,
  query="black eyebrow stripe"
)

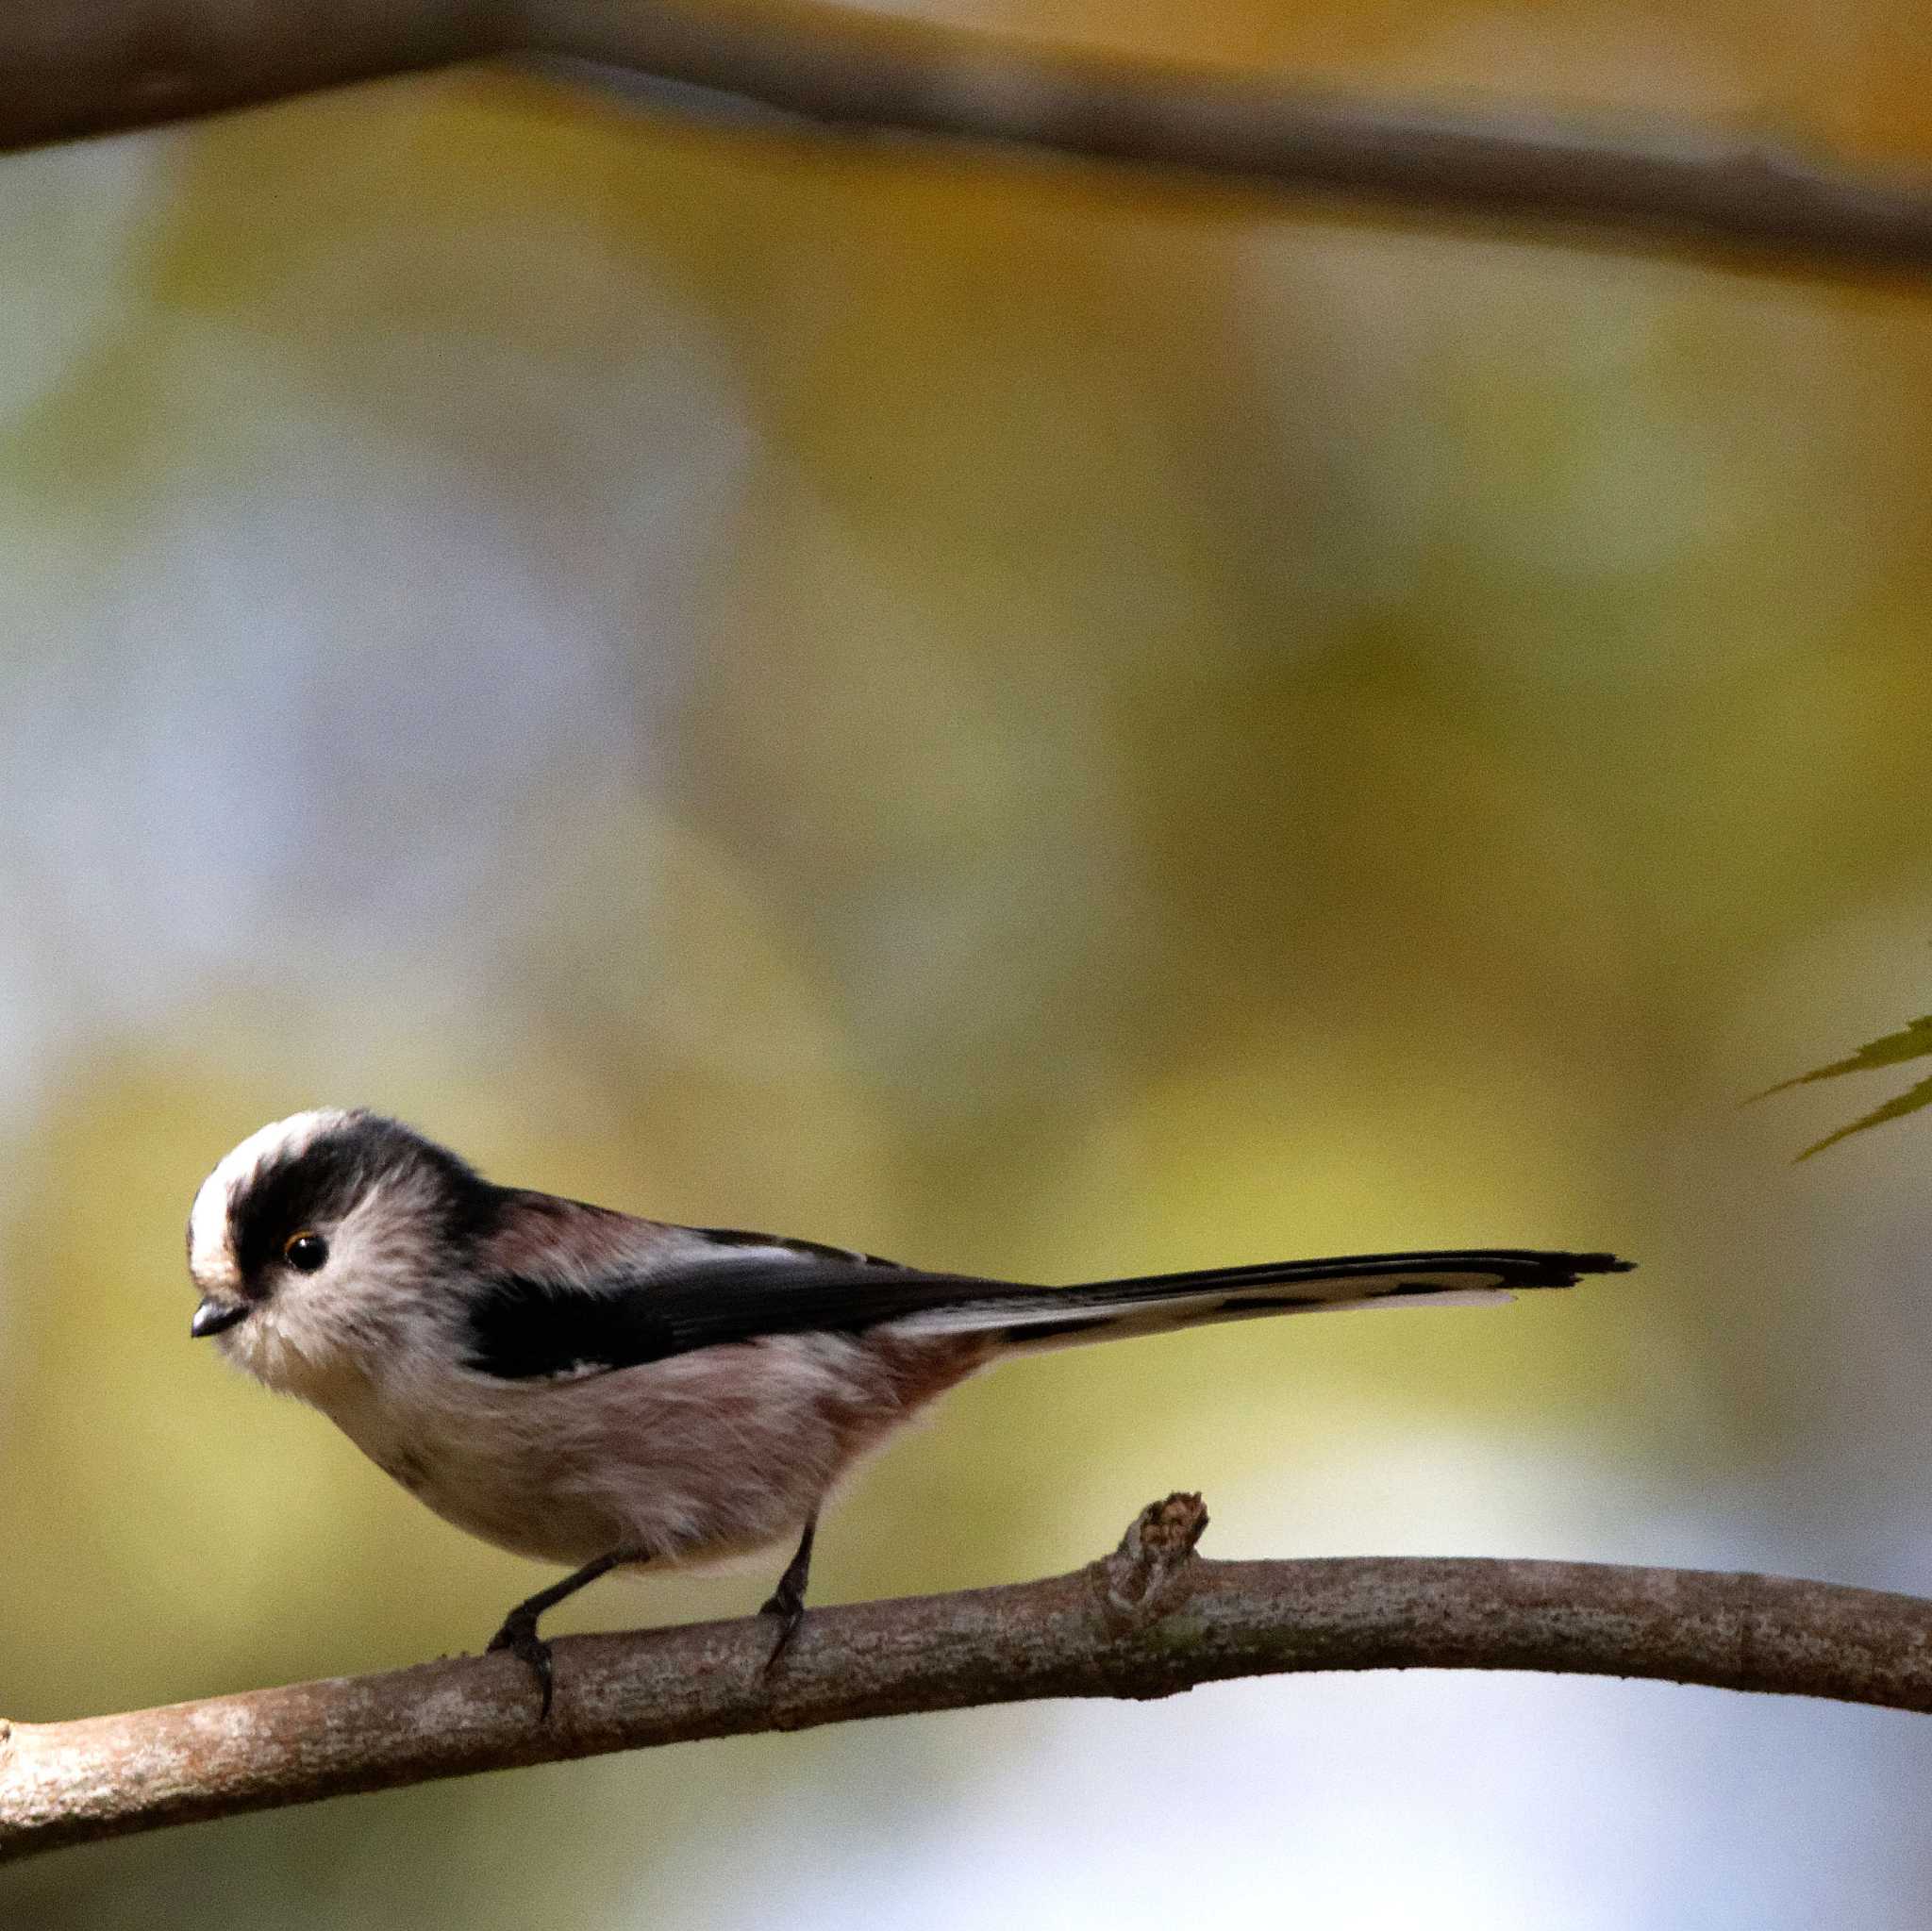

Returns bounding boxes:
[225,1114,499,1288]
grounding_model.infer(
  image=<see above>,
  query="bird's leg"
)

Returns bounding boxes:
[487,1545,647,1719]
[758,1511,819,1674]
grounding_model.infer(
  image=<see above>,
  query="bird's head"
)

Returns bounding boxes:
[186,1108,490,1396]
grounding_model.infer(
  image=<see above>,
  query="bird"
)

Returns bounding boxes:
[184,1107,1630,1715]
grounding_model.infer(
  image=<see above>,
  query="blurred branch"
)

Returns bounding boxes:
[9,1492,1932,1863]
[7,4,1932,279]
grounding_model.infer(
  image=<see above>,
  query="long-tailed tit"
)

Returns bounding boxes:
[184,1107,1629,1713]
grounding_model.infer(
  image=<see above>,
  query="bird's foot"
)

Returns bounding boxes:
[487,1608,556,1720]
[758,1578,807,1677]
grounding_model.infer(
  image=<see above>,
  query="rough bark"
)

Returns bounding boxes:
[7,1495,1932,1865]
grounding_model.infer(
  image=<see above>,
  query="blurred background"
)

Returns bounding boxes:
[6,0,1932,1922]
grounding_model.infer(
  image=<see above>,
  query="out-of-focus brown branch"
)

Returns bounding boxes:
[4,2,1932,279]
[8,1493,1932,1865]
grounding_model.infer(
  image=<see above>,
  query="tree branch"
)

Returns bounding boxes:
[4,2,1932,279]
[8,1493,1932,1864]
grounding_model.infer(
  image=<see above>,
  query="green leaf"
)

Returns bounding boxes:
[1753,1014,1932,1157]
[1792,1068,1932,1161]
[1755,1014,1932,1098]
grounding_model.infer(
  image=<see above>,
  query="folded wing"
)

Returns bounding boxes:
[460,1226,1629,1382]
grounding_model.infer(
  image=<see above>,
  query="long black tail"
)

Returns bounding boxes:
[890,1249,1632,1353]
[540,1240,1633,1368]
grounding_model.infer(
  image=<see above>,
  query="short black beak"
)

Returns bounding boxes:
[191,1295,249,1339]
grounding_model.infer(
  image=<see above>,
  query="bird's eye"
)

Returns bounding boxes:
[284,1231,328,1273]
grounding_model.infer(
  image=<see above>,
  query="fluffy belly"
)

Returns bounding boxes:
[331,1332,980,1571]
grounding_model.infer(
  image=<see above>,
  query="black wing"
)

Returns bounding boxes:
[460,1234,1628,1382]
[462,1246,1007,1381]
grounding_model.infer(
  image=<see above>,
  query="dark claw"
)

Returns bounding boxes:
[758,1513,817,1677]
[759,1584,807,1677]
[488,1611,556,1719]
[481,1544,644,1721]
